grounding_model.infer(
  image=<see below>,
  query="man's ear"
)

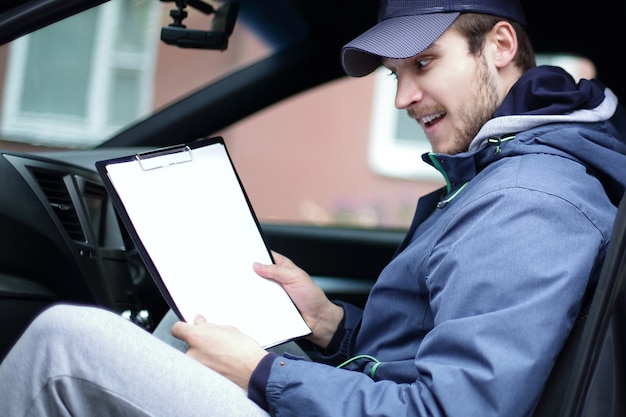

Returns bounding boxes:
[490,21,518,68]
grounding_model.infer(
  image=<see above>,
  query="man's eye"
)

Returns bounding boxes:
[416,58,432,69]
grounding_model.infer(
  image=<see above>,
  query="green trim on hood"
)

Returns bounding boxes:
[428,153,451,193]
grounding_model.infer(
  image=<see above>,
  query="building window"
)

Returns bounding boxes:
[368,67,440,181]
[1,0,160,148]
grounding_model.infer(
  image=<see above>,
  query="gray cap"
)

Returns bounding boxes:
[341,0,527,77]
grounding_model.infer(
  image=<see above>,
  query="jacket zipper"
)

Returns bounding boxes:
[427,135,515,209]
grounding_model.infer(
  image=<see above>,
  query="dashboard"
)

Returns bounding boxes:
[0,148,161,358]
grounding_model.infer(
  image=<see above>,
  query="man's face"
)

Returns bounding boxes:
[382,28,502,155]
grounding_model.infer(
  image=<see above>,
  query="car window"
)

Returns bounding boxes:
[0,0,270,151]
[219,75,444,229]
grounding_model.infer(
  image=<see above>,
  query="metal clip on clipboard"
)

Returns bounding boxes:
[135,145,193,171]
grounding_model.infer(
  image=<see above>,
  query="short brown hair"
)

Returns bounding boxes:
[452,13,535,72]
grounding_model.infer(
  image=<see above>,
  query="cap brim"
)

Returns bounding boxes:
[341,12,459,77]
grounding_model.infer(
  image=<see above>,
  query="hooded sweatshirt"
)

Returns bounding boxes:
[251,66,626,417]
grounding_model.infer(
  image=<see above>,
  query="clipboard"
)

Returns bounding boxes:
[95,136,311,348]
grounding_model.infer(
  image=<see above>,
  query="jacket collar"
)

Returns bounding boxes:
[422,65,622,193]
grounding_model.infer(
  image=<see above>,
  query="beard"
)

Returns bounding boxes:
[454,55,501,153]
[414,55,501,155]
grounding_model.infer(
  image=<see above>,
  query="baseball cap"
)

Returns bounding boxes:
[341,0,527,77]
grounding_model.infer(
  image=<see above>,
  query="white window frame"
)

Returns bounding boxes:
[1,0,160,148]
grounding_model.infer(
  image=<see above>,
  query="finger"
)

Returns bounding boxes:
[253,253,288,271]
[193,314,207,325]
[252,261,282,279]
[171,320,192,340]
[270,251,290,265]
[253,261,298,283]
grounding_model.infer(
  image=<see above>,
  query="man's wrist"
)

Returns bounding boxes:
[239,350,271,391]
[307,302,345,349]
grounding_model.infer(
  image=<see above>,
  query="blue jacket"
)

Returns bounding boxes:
[252,66,626,417]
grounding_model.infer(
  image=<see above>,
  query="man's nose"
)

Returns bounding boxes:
[395,76,423,110]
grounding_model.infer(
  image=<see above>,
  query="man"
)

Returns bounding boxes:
[2,0,626,416]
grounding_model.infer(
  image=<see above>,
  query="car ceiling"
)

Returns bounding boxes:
[0,0,108,45]
[0,0,624,148]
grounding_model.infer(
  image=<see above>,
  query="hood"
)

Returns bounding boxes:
[425,66,626,205]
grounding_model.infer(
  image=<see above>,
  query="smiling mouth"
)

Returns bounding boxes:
[420,112,446,127]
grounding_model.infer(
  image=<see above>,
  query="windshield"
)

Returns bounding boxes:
[0,0,270,152]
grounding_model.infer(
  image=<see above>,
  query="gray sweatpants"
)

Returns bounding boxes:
[0,304,270,417]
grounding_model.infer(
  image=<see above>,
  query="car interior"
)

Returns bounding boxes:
[0,1,625,416]
[533,193,626,416]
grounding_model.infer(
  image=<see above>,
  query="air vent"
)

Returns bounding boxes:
[30,168,86,242]
[83,180,107,201]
